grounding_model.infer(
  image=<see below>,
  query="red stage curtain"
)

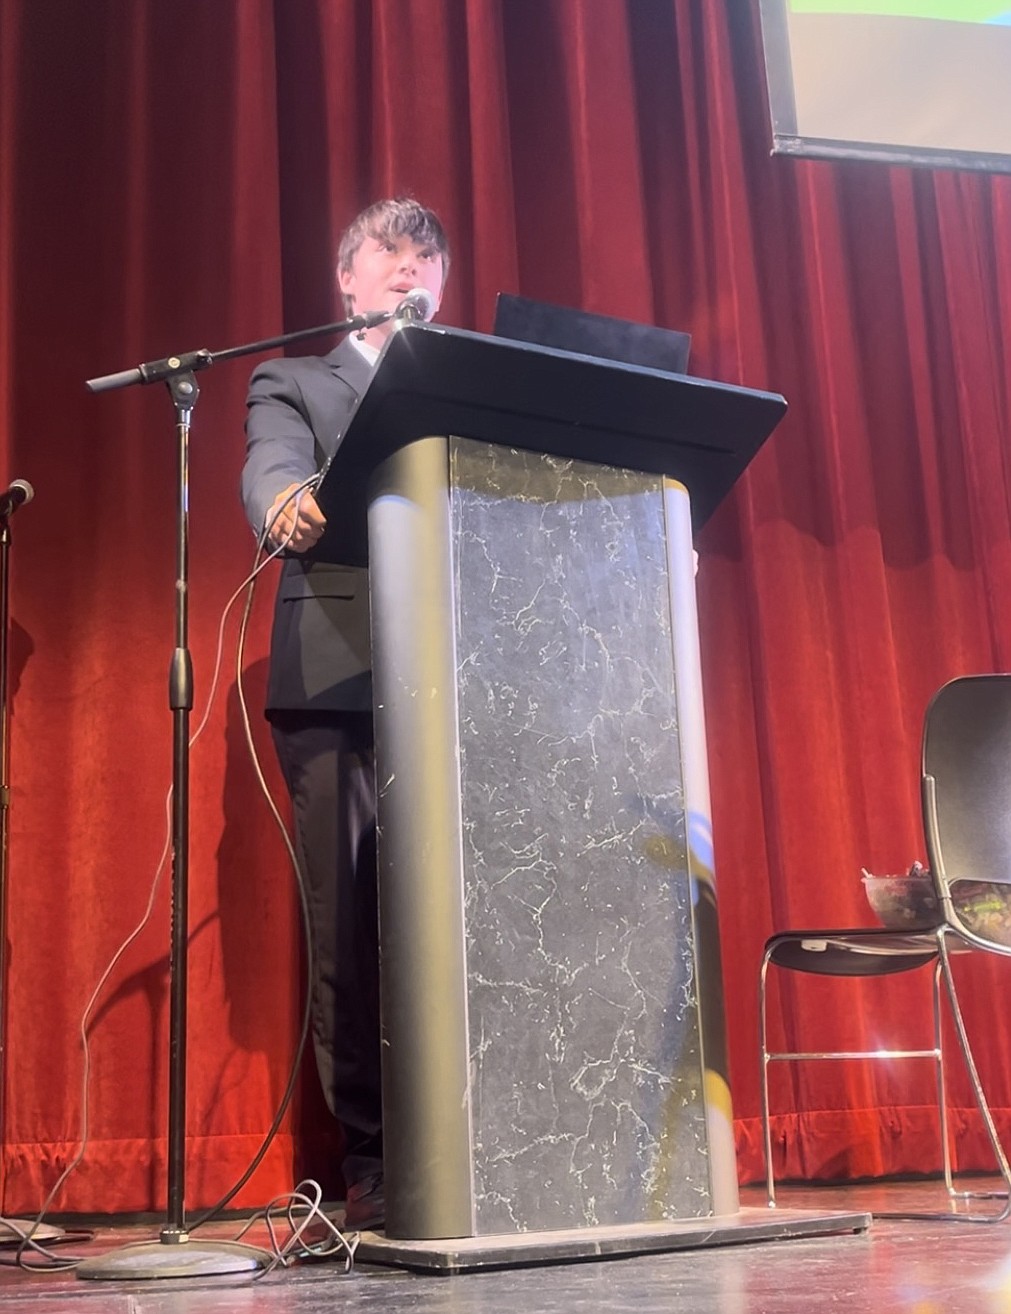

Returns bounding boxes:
[0,0,1009,1213]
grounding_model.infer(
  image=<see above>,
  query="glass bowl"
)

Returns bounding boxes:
[861,873,940,930]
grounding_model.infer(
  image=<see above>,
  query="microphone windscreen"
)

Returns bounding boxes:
[398,287,436,322]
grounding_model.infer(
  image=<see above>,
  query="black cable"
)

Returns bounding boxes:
[188,483,322,1230]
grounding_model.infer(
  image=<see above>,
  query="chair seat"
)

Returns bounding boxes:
[764,927,941,976]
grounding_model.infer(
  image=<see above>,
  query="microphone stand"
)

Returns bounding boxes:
[76,308,391,1281]
[0,501,65,1248]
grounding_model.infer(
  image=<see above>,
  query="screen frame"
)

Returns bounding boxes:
[757,0,1011,175]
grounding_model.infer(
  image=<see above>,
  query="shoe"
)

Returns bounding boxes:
[343,1171,385,1231]
[293,1211,345,1257]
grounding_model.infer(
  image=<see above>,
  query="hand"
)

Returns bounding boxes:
[267,483,326,553]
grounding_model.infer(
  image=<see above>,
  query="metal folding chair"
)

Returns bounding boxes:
[759,674,1011,1222]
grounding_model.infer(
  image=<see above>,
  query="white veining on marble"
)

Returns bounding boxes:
[450,439,710,1234]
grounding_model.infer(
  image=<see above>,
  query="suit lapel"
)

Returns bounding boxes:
[325,336,375,403]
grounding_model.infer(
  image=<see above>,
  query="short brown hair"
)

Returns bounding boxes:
[338,197,450,312]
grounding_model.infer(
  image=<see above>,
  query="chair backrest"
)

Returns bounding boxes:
[922,674,1011,890]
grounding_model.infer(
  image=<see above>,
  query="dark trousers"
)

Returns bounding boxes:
[270,709,383,1187]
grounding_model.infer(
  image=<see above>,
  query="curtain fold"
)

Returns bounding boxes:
[1,0,1009,1212]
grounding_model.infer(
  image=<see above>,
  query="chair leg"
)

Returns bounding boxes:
[758,949,777,1207]
[934,932,1011,1222]
[758,944,1008,1223]
[933,959,956,1197]
[933,958,1000,1204]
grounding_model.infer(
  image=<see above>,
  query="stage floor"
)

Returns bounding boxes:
[0,1179,1007,1312]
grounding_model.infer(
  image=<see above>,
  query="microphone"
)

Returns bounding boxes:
[0,479,33,518]
[394,287,437,324]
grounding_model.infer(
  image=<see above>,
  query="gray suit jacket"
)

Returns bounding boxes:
[241,338,376,713]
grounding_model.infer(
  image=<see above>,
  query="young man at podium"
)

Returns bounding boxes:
[240,198,450,1231]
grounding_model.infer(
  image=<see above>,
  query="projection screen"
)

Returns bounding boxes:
[757,1,1011,172]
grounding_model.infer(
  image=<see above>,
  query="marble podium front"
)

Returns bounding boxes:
[368,436,732,1242]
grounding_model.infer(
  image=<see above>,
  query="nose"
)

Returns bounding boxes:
[397,247,418,276]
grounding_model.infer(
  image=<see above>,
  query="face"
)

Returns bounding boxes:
[339,233,445,336]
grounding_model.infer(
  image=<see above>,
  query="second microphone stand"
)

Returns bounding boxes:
[0,499,66,1249]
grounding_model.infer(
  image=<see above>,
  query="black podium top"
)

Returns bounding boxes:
[313,322,786,565]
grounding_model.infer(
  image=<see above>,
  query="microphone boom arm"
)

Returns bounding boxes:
[85,308,394,394]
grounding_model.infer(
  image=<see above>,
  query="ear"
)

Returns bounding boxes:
[429,260,446,315]
[338,266,356,301]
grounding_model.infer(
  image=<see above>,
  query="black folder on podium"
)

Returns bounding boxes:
[312,321,786,565]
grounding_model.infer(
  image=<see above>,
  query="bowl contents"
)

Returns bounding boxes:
[953,882,1011,947]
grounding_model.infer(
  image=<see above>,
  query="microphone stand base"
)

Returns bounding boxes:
[75,1237,271,1280]
[0,1217,65,1246]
